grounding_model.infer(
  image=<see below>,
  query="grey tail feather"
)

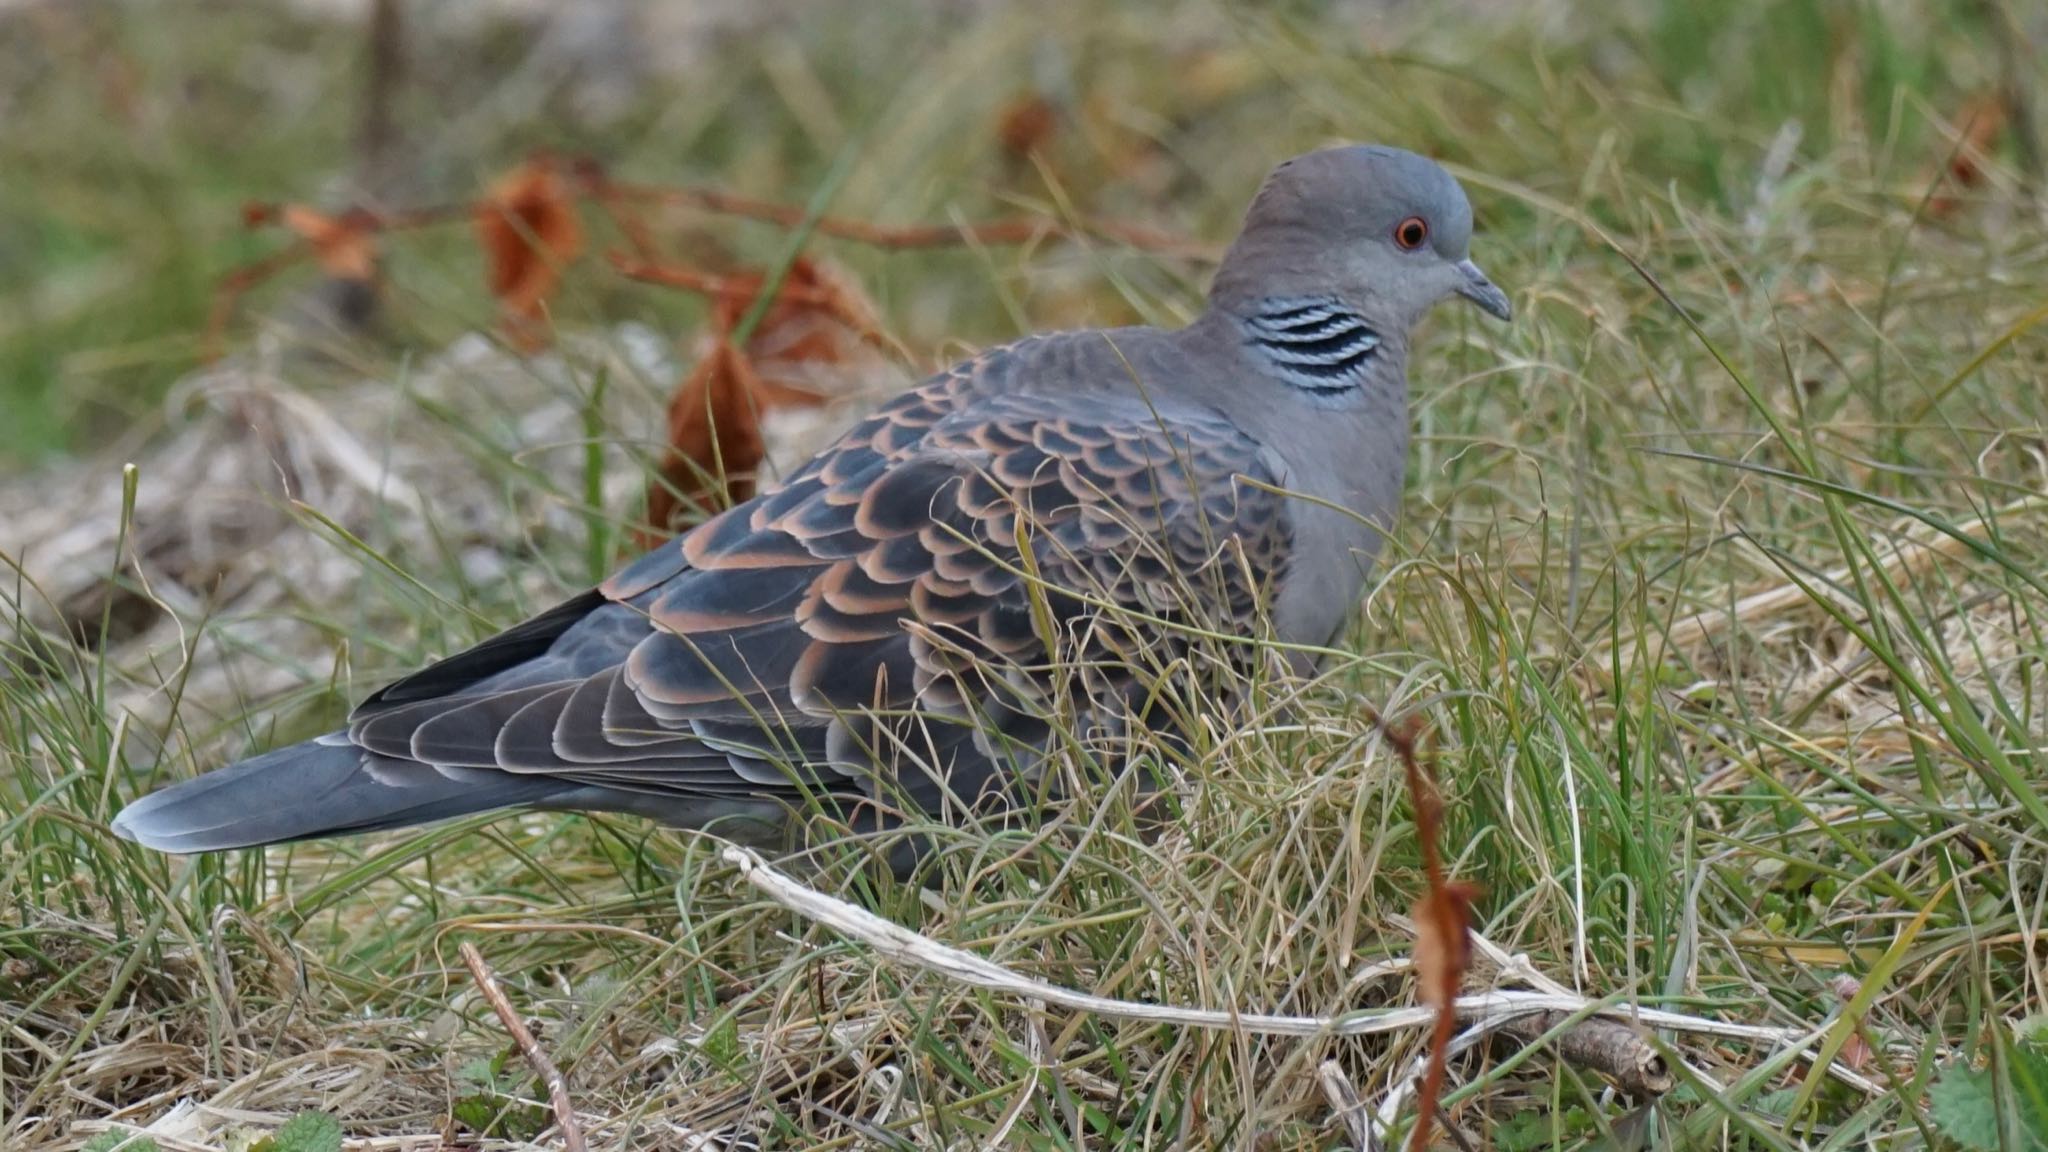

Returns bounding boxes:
[110,737,574,854]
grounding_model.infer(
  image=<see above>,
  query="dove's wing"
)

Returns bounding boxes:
[343,342,1292,817]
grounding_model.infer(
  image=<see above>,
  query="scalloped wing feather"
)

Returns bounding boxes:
[333,333,1292,818]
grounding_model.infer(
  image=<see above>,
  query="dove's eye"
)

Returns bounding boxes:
[1394,216,1429,250]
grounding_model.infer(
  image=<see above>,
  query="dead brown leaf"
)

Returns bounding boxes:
[1376,713,1480,1152]
[651,338,774,533]
[1927,90,2010,218]
[476,155,586,350]
[996,93,1060,161]
[205,203,385,359]
[641,258,891,539]
[244,202,381,284]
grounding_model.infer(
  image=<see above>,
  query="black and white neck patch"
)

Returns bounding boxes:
[1241,296,1383,396]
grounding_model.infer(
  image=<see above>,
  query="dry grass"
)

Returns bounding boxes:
[4,0,2047,1148]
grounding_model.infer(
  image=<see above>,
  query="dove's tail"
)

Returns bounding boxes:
[109,737,576,853]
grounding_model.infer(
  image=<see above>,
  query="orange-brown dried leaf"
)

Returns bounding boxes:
[642,258,890,541]
[647,338,772,533]
[1839,1032,1874,1073]
[248,202,382,283]
[996,93,1059,160]
[1927,90,2010,217]
[1411,882,1479,1013]
[1410,877,1479,1152]
[1825,974,1877,1073]
[1375,712,1480,1152]
[209,203,383,359]
[1949,91,2010,185]
[723,257,893,388]
[477,156,586,349]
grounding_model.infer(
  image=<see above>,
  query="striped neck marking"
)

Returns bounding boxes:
[1242,297,1382,394]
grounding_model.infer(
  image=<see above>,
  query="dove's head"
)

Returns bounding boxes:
[1211,145,1511,329]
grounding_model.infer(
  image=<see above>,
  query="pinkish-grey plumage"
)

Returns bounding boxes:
[113,145,1510,855]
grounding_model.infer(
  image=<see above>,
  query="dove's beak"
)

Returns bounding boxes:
[1453,259,1513,322]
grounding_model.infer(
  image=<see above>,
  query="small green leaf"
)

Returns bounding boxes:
[452,1092,549,1140]
[1751,1087,1800,1119]
[83,1133,160,1152]
[451,1095,500,1135]
[1494,1105,1596,1152]
[2013,1044,2048,1151]
[248,1112,342,1152]
[700,1015,743,1065]
[1932,1064,2006,1152]
[1931,1045,2048,1152]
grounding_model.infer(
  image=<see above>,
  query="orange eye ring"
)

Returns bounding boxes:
[1394,216,1429,250]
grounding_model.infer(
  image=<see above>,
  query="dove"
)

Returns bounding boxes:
[112,145,1511,856]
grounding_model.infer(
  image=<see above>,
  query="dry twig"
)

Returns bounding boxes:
[1493,1011,1674,1097]
[1319,1060,1376,1151]
[1366,709,1478,1152]
[593,175,1213,258]
[205,152,1214,359]
[1452,922,1674,1096]
[721,845,1884,1096]
[457,941,586,1152]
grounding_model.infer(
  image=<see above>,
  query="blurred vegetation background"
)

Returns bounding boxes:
[3,1,2045,1149]
[0,0,2037,462]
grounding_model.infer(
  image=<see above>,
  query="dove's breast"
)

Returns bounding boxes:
[1255,388,1410,650]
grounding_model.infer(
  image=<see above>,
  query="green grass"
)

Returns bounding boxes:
[5,0,2047,1148]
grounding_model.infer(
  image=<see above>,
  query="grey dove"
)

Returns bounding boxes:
[112,145,1511,856]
